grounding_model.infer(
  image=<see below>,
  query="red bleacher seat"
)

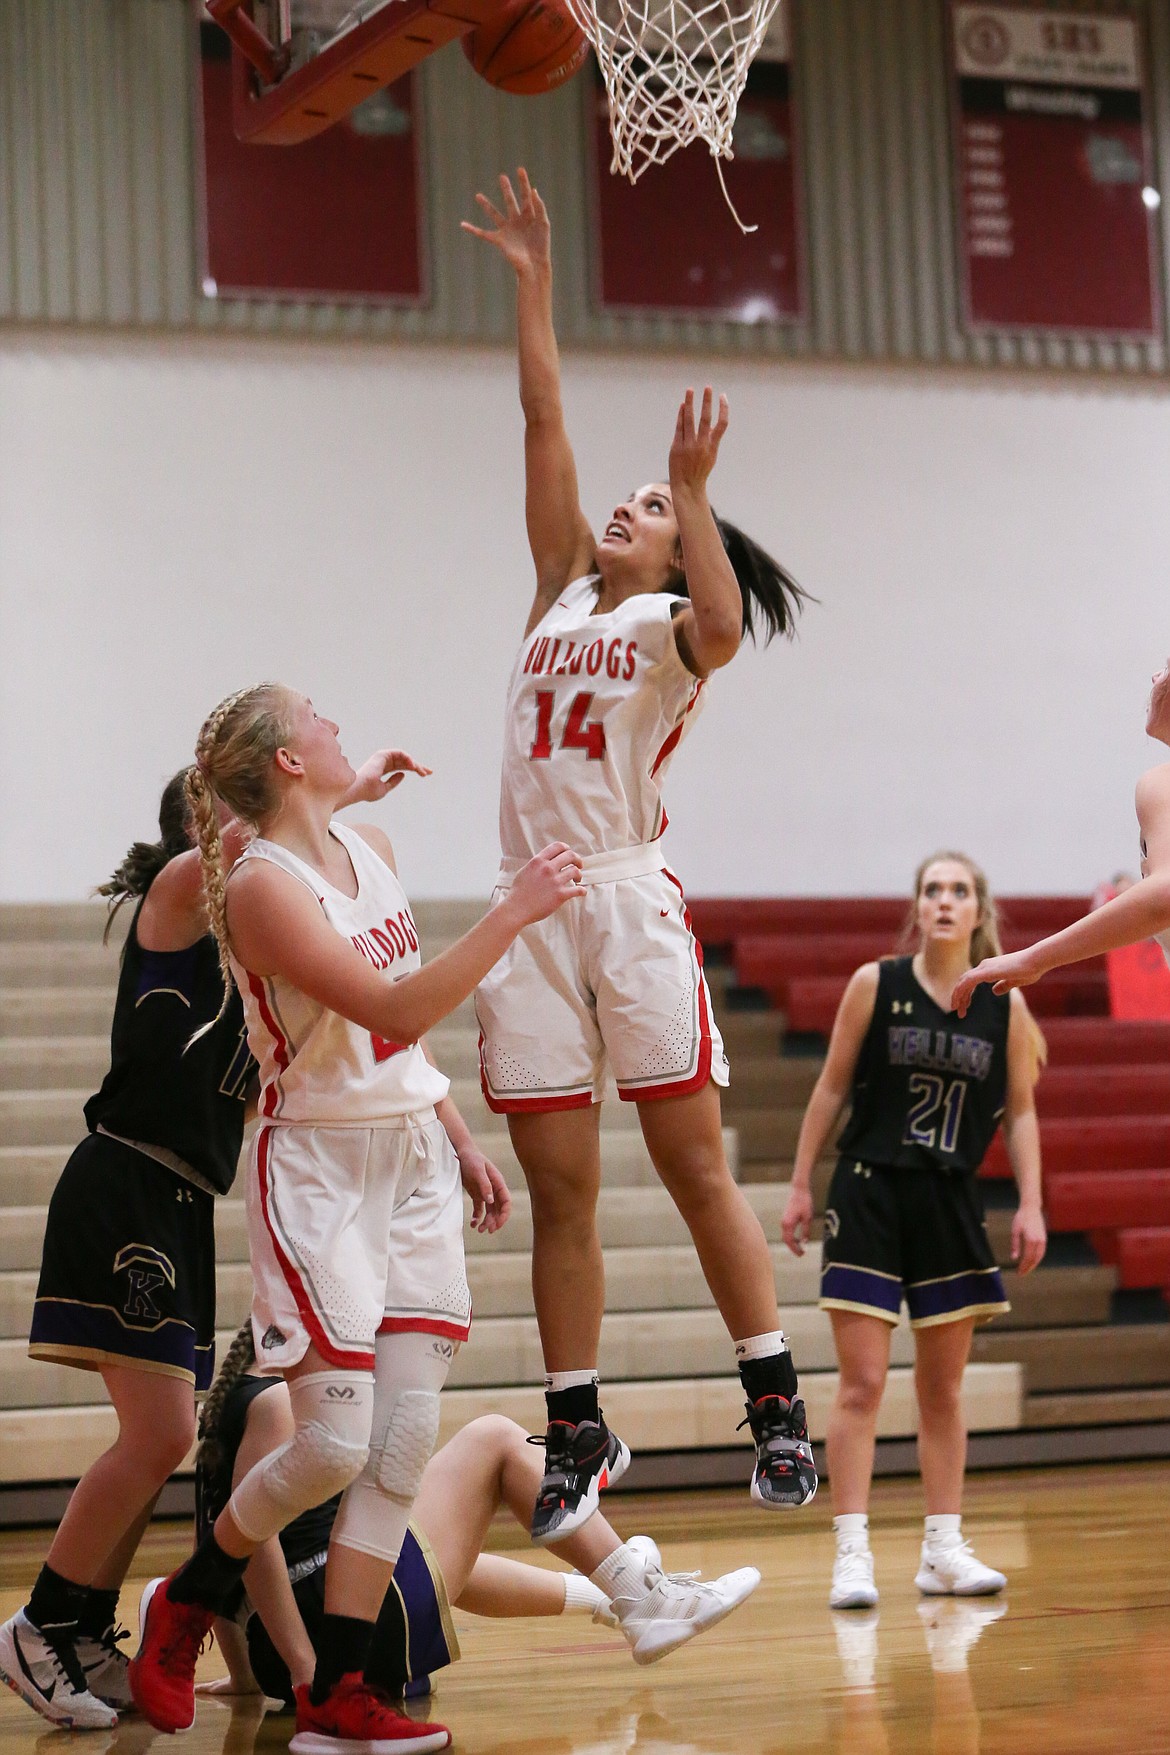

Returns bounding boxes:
[1040,1018,1170,1064]
[1037,1066,1170,1118]
[743,955,1108,1020]
[1089,1226,1170,1291]
[982,1117,1170,1179]
[1046,1170,1170,1232]
[688,895,1090,956]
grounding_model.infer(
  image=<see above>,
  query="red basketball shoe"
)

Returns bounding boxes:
[127,1575,214,1733]
[290,1674,451,1754]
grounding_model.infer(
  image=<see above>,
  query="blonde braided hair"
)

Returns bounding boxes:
[196,1321,257,1483]
[185,682,296,1046]
[899,849,1047,1080]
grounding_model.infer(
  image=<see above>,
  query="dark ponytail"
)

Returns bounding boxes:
[714,514,810,643]
[669,513,811,642]
[96,768,193,942]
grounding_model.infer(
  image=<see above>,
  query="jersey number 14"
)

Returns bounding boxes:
[530,691,606,761]
[904,1073,967,1154]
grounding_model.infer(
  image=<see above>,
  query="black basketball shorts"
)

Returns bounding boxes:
[28,1132,217,1389]
[819,1156,1009,1329]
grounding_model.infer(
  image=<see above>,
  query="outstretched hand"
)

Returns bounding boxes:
[461,168,550,276]
[669,386,729,500]
[951,949,1042,1017]
[348,749,433,806]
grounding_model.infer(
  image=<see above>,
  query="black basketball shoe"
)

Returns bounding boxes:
[529,1415,631,1545]
[739,1394,818,1507]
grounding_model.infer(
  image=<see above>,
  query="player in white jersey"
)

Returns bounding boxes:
[465,169,818,1541]
[954,656,1170,1012]
[128,681,584,1755]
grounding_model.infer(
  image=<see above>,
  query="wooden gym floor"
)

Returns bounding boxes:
[0,1461,1167,1753]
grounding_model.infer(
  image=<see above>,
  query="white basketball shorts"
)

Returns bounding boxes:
[247,1111,471,1374]
[476,849,729,1113]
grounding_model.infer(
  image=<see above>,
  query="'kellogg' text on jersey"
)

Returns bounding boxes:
[499,576,706,859]
[837,957,1010,1175]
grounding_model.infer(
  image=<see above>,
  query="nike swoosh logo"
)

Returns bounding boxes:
[14,1630,55,1702]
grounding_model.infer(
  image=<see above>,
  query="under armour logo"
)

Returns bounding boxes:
[891,1000,913,1015]
[261,1325,286,1350]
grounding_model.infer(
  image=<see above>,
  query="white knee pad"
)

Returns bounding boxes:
[230,1370,373,1546]
[331,1330,456,1563]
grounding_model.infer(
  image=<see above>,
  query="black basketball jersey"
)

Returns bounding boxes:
[84,896,253,1195]
[836,956,1010,1174]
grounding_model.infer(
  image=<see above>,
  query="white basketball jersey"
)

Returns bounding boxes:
[498,576,706,859]
[229,822,450,1126]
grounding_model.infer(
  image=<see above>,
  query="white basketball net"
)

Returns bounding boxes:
[566,0,782,225]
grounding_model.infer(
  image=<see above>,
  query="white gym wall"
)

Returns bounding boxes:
[1,328,1166,901]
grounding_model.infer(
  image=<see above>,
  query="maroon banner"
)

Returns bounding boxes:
[589,7,805,322]
[197,24,426,304]
[949,4,1161,337]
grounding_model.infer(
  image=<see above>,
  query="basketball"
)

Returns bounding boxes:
[461,0,590,97]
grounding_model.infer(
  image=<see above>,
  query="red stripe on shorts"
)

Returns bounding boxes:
[478,1029,594,1113]
[377,1314,473,1342]
[255,1125,375,1373]
[617,868,713,1102]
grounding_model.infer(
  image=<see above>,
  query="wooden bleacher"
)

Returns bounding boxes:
[0,900,1028,1508]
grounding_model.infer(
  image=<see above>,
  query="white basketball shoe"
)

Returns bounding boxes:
[829,1540,879,1610]
[915,1536,1006,1597]
[0,1608,118,1729]
[596,1539,761,1664]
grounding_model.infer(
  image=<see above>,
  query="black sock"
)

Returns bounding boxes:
[27,1564,88,1637]
[310,1614,375,1704]
[739,1350,798,1405]
[76,1586,120,1642]
[166,1533,249,1611]
[546,1382,599,1428]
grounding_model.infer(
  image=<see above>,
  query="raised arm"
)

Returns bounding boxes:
[953,763,1170,1016]
[137,818,251,952]
[225,842,585,1046]
[668,388,743,677]
[463,169,595,628]
[781,964,879,1255]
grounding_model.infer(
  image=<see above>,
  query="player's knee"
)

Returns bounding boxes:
[914,1370,963,1422]
[231,1371,373,1544]
[332,1383,442,1562]
[133,1420,196,1484]
[654,1141,730,1212]
[838,1363,887,1417]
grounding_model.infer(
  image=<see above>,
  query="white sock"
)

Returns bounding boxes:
[924,1513,962,1545]
[591,1542,652,1605]
[561,1573,607,1615]
[544,1369,599,1392]
[733,1330,789,1361]
[834,1513,870,1547]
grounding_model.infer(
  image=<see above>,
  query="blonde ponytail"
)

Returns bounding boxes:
[902,849,1047,1082]
[196,1321,257,1482]
[185,682,296,1047]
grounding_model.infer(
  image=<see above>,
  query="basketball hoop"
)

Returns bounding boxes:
[567,0,783,231]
